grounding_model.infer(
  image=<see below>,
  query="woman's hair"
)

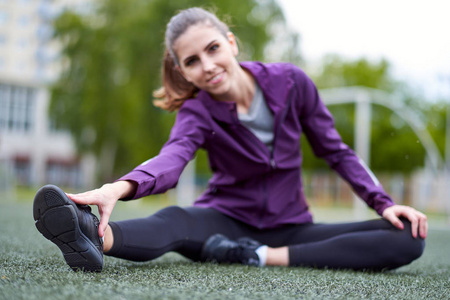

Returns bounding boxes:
[153,7,231,111]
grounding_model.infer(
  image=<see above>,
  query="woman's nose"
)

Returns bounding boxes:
[202,57,215,72]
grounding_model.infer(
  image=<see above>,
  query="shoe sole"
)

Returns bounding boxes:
[33,184,103,272]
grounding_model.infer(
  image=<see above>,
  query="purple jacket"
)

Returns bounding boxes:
[118,61,394,229]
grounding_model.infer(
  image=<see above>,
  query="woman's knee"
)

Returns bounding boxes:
[154,205,189,219]
[392,218,426,264]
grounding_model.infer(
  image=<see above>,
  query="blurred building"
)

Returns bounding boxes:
[0,0,95,190]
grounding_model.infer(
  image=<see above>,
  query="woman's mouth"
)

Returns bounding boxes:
[208,72,224,84]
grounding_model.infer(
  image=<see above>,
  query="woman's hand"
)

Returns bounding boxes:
[382,205,428,239]
[66,181,137,238]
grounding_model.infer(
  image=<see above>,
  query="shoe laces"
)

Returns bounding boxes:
[77,205,100,228]
[226,244,259,265]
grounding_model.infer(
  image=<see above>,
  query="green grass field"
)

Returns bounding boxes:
[1,195,449,300]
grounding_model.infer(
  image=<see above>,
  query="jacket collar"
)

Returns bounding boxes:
[198,90,237,124]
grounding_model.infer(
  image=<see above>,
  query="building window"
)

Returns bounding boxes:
[14,156,31,186]
[17,38,29,49]
[0,12,8,26]
[0,84,35,133]
[18,15,31,27]
[46,159,81,188]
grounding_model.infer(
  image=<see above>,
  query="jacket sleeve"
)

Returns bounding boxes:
[117,101,210,199]
[293,67,394,215]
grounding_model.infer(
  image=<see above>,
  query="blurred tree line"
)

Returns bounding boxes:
[304,55,447,173]
[49,0,447,183]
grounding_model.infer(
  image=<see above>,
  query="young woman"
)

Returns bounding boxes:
[33,7,427,272]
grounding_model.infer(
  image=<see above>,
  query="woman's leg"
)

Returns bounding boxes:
[104,206,254,262]
[203,218,425,270]
[104,208,425,270]
[268,218,425,270]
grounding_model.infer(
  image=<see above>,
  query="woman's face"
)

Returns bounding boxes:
[173,23,240,99]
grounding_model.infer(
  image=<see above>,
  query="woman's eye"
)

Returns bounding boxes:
[185,58,197,66]
[209,44,219,52]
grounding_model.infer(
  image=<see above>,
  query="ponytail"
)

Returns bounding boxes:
[153,49,198,112]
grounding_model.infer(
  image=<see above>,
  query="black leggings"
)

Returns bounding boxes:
[107,206,425,270]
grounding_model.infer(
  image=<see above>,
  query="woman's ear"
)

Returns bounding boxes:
[227,32,239,57]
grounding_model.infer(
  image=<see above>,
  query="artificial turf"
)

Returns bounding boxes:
[1,196,449,300]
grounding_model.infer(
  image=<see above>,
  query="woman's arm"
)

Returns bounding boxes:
[72,101,210,237]
[296,70,393,214]
[116,101,210,200]
[293,67,427,237]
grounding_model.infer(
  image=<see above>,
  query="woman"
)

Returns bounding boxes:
[33,7,427,272]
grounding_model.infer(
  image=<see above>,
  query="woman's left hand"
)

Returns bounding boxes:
[382,205,428,239]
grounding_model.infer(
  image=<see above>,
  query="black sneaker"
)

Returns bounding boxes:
[237,236,262,249]
[33,184,103,272]
[201,234,261,266]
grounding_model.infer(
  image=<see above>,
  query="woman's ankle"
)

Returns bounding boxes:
[266,246,289,266]
[103,225,114,253]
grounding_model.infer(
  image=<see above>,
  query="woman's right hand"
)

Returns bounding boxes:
[66,181,137,237]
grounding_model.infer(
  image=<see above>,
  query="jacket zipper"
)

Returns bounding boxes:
[236,118,271,229]
[270,88,294,168]
[257,174,268,229]
[258,88,294,228]
[233,88,294,228]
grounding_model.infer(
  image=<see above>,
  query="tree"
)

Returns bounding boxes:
[49,0,297,182]
[314,54,395,91]
[304,54,435,173]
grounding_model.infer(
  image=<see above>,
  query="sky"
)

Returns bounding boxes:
[278,0,450,100]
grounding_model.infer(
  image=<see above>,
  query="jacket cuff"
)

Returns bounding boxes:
[372,196,395,216]
[115,170,156,200]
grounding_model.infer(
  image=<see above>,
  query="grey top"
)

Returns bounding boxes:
[238,83,274,151]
